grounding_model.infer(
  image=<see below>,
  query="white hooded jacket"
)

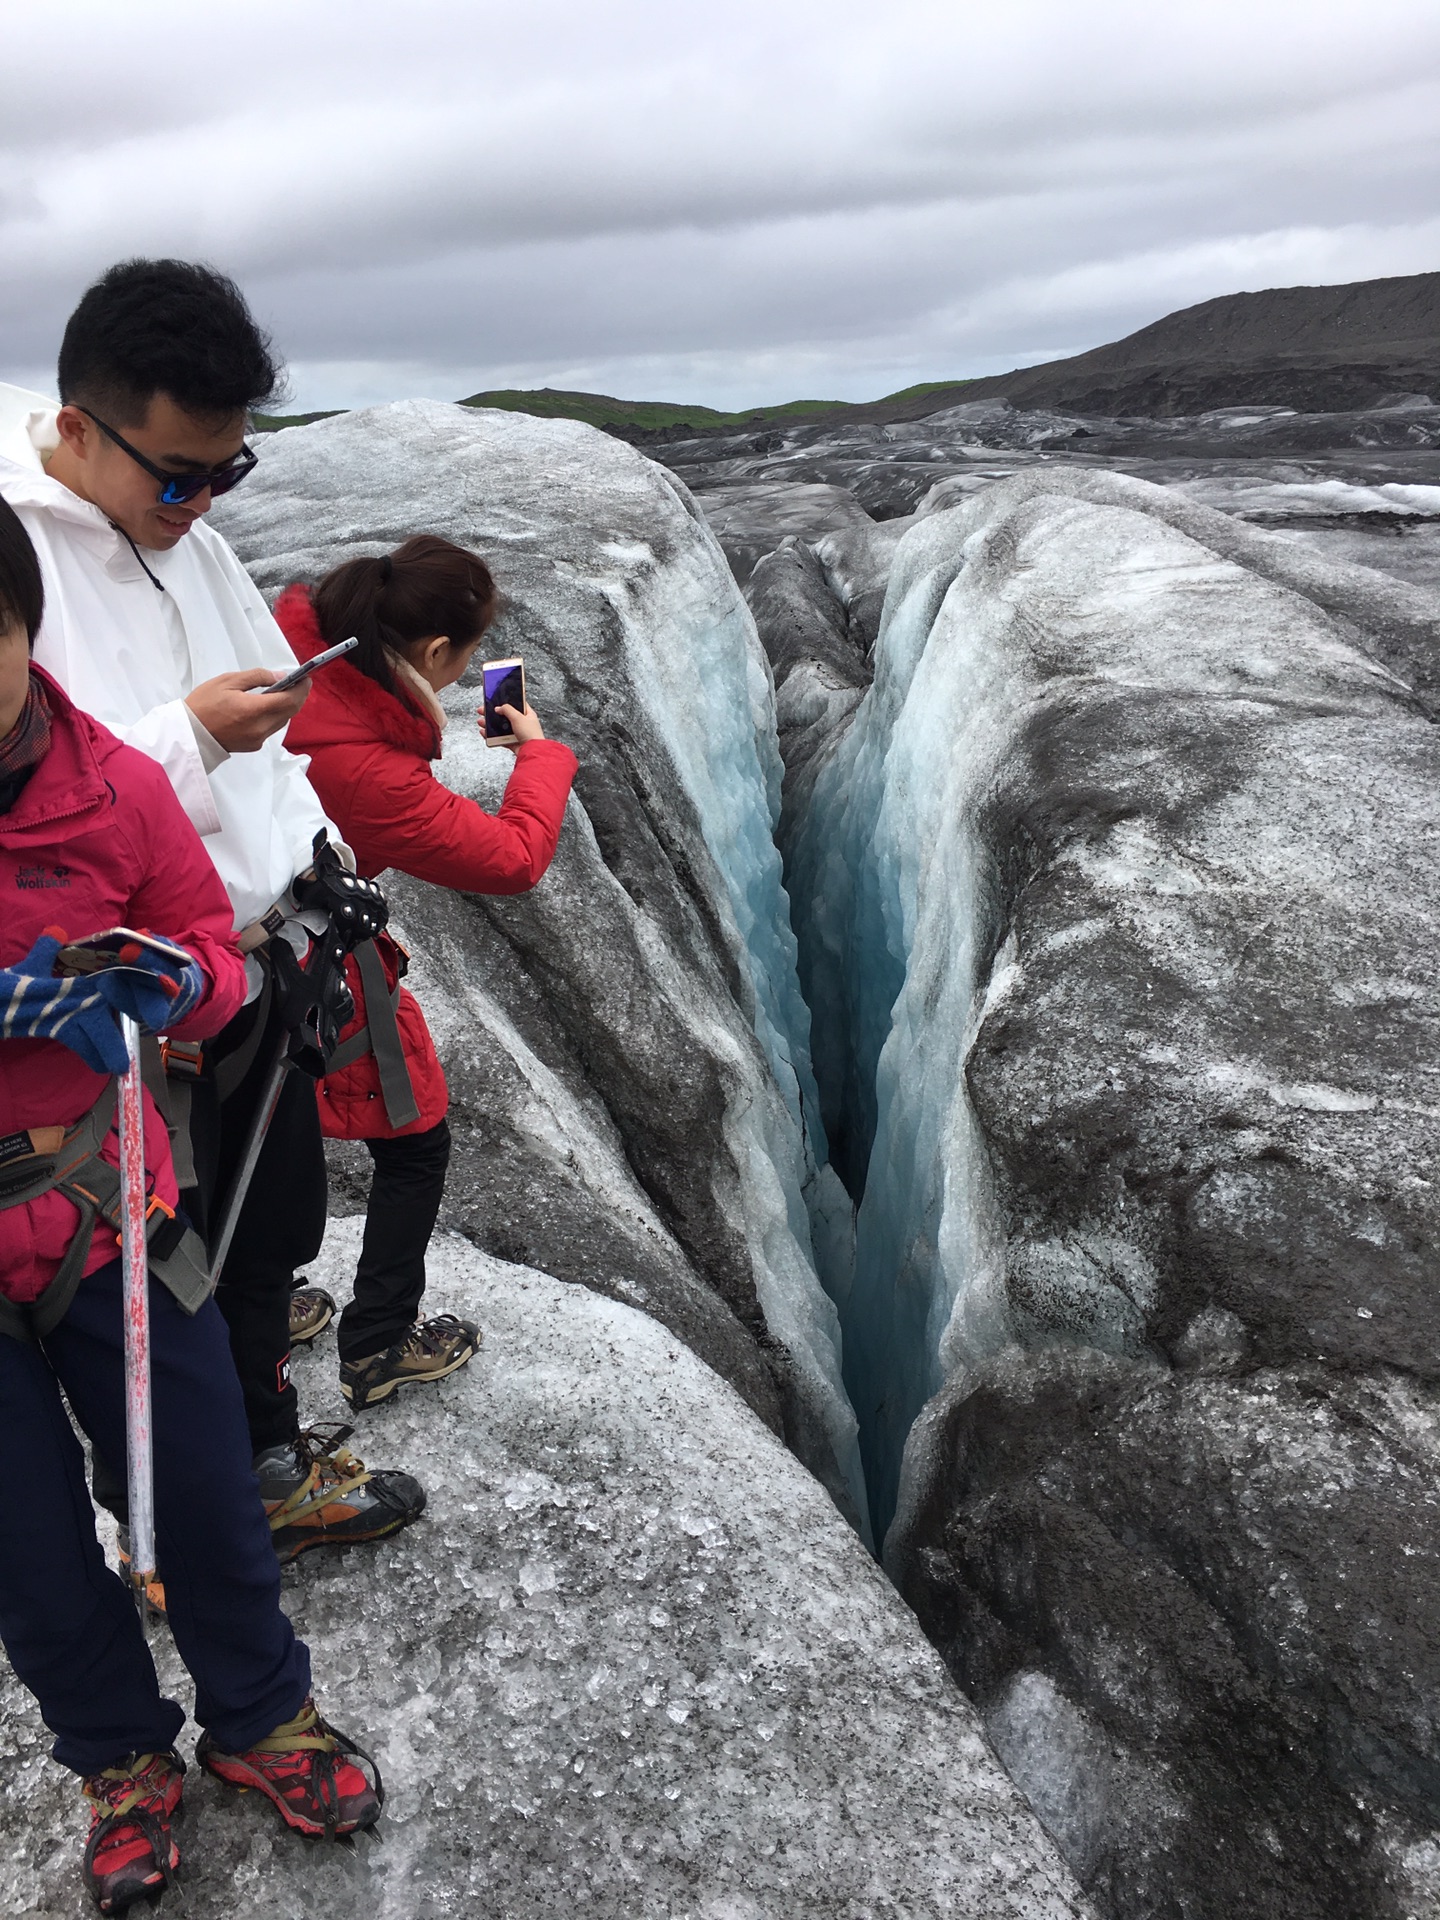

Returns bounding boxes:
[0,382,334,934]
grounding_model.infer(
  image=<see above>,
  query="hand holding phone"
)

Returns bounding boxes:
[481,658,528,748]
[52,929,208,1038]
[54,928,197,977]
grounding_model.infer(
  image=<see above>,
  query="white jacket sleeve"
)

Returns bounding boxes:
[113,698,224,837]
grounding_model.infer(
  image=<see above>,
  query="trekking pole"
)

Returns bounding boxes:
[117,1011,156,1625]
[207,900,360,1288]
[207,1035,291,1287]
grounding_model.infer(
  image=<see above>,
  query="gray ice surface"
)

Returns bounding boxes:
[0,1222,1090,1920]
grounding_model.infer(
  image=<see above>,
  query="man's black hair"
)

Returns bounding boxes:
[57,259,284,426]
[0,495,45,646]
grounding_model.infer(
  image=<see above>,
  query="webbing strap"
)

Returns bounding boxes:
[139,1038,197,1190]
[0,1081,210,1342]
[0,1082,118,1209]
[0,1153,114,1344]
[324,939,419,1130]
[212,959,275,1103]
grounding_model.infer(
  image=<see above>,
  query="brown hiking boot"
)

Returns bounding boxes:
[289,1282,337,1347]
[339,1314,481,1411]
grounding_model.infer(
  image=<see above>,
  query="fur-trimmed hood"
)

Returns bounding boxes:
[275,582,443,763]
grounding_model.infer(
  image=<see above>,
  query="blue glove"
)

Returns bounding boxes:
[89,935,206,1033]
[0,933,130,1074]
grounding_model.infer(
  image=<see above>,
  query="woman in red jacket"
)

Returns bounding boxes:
[276,536,577,1412]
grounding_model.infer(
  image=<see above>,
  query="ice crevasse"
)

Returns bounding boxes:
[784,503,1019,1537]
[782,466,1431,1540]
[214,400,868,1534]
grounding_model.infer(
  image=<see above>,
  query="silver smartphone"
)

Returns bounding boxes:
[54,928,194,978]
[264,635,358,694]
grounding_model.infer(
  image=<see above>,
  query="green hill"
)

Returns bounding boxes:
[456,380,976,434]
[251,380,979,437]
[458,386,845,431]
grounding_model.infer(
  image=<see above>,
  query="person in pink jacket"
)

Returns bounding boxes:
[0,496,383,1914]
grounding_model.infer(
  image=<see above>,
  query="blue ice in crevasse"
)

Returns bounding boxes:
[606,488,872,1542]
[782,505,1015,1542]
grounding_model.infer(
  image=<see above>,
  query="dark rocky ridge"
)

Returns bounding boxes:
[604,272,1440,438]
[957,272,1440,417]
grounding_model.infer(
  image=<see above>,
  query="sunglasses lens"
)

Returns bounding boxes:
[159,475,208,506]
[209,461,253,498]
[157,453,254,506]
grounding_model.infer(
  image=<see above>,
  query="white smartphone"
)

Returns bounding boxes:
[482,657,526,747]
[55,928,193,978]
[264,635,358,695]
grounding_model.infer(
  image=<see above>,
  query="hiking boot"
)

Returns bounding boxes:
[115,1529,167,1621]
[196,1696,382,1840]
[289,1281,337,1347]
[81,1750,184,1914]
[339,1313,482,1411]
[254,1424,425,1562]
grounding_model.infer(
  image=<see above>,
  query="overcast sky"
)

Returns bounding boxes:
[4,0,1438,412]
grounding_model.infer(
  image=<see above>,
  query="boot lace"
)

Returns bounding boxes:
[266,1423,373,1533]
[402,1314,470,1359]
[82,1752,182,1892]
[248,1699,386,1841]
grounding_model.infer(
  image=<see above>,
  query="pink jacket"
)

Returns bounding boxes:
[0,668,247,1305]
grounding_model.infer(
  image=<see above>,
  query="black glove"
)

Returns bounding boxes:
[293,833,388,955]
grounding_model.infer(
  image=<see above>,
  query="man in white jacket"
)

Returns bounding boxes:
[0,260,425,1569]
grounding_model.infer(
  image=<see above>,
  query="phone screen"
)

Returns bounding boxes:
[483,663,525,739]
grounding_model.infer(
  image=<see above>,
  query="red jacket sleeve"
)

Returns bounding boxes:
[313,737,578,895]
[115,752,248,1039]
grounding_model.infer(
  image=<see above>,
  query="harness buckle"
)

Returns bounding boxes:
[159,1038,205,1080]
[111,1193,176,1249]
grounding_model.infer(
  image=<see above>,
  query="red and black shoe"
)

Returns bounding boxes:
[196,1697,383,1840]
[80,1750,184,1914]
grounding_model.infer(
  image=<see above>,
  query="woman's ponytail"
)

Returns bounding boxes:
[311,537,497,695]
[312,552,408,693]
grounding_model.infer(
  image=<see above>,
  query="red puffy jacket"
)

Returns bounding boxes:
[0,668,247,1304]
[275,585,578,1140]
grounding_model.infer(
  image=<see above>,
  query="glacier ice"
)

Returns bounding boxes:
[0,1224,1090,1920]
[214,401,866,1532]
[774,459,1440,1916]
[783,464,1440,1538]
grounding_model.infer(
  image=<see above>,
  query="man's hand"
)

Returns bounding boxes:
[186,669,309,752]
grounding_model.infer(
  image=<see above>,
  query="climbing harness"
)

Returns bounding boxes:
[0,1081,209,1345]
[323,936,420,1130]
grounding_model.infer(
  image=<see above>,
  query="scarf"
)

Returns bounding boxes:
[0,672,53,814]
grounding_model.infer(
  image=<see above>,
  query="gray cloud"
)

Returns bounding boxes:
[4,0,1438,408]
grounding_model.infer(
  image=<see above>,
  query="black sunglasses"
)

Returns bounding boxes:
[79,407,258,505]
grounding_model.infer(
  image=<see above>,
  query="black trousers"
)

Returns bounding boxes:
[1,1260,310,1774]
[336,1119,451,1364]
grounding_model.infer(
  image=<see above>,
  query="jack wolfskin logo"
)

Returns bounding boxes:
[277,1354,292,1393]
[15,864,71,890]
